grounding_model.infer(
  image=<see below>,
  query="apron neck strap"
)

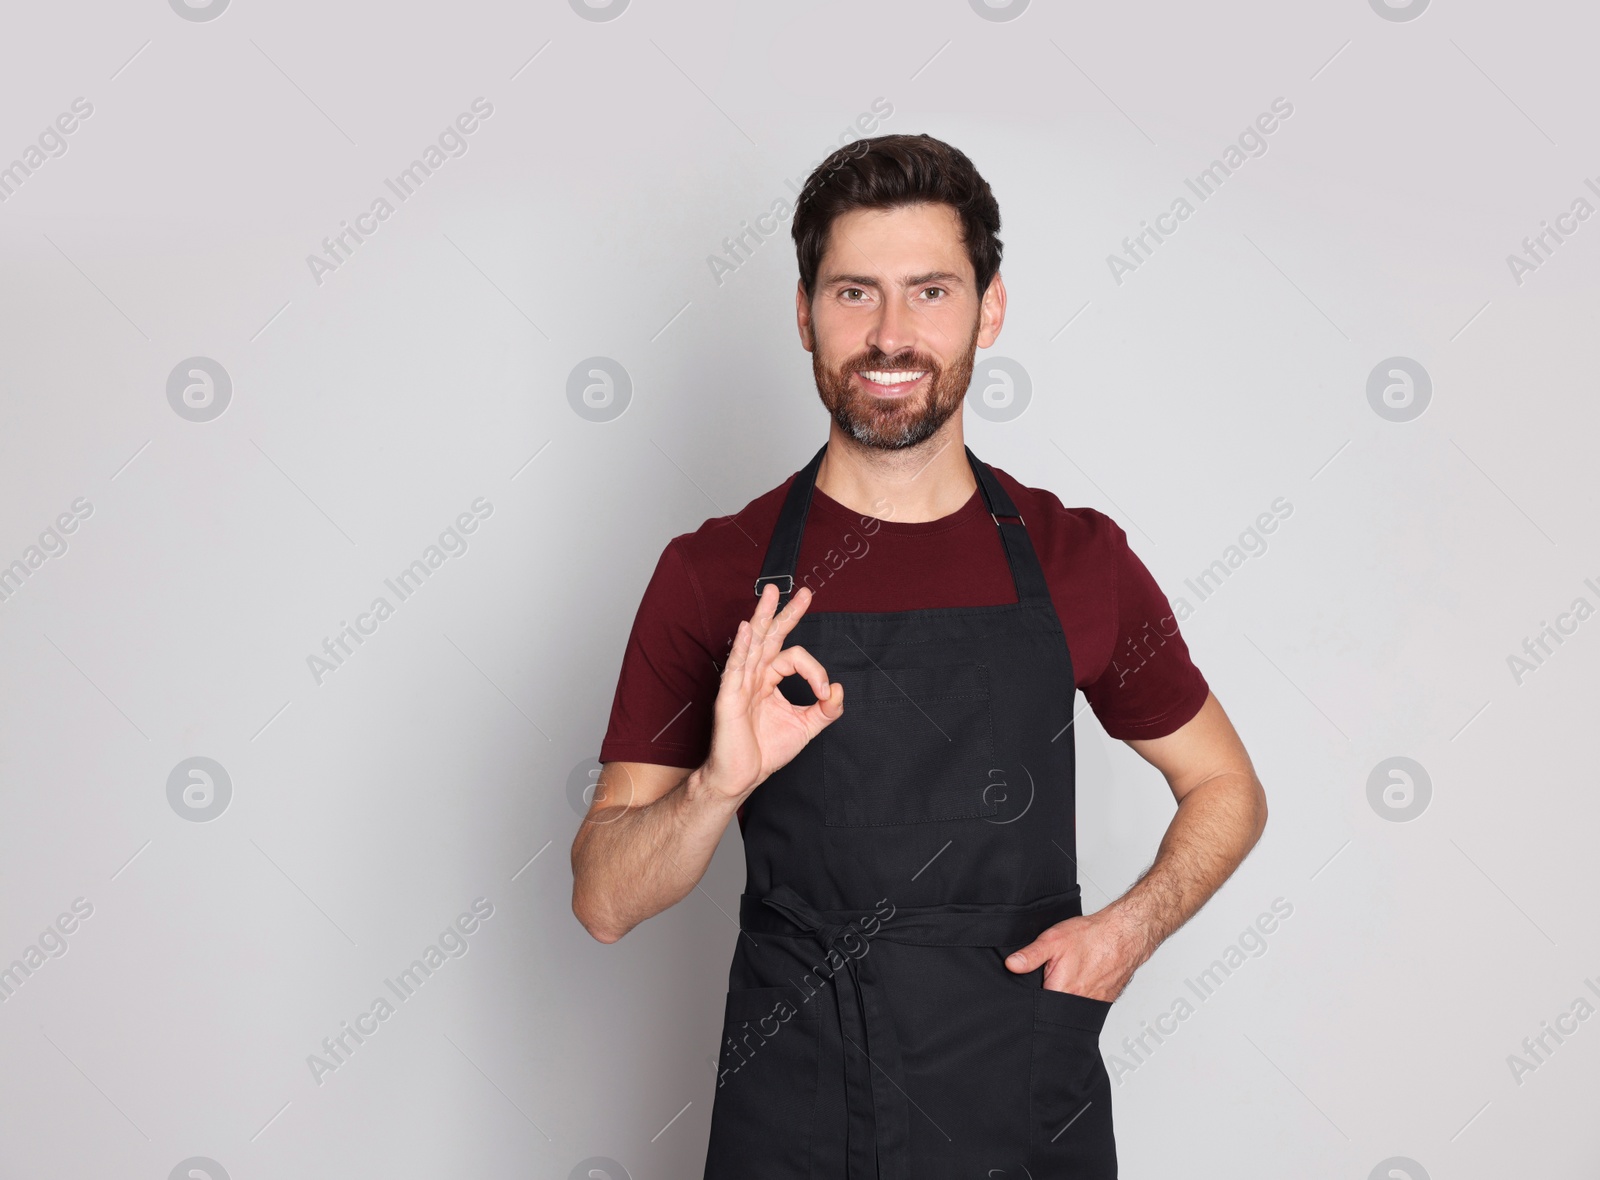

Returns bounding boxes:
[754,442,1052,609]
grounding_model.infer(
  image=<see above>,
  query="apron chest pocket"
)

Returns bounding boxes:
[823,662,997,827]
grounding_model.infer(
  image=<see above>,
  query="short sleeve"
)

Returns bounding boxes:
[596,540,720,768]
[1080,519,1210,741]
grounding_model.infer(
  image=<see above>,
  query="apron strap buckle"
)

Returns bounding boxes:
[753,573,793,598]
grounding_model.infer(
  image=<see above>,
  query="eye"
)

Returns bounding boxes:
[841,287,867,302]
[921,286,947,300]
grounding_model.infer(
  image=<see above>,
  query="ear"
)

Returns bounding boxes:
[976,271,1007,349]
[795,280,815,352]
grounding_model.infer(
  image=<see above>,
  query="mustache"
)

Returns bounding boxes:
[846,352,941,373]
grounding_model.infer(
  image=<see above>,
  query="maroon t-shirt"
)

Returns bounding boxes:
[597,460,1209,770]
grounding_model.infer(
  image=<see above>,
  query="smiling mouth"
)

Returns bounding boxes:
[855,369,929,395]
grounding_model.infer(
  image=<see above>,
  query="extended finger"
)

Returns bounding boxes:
[745,580,779,639]
[746,584,809,692]
[741,584,781,692]
[721,619,753,692]
[753,587,814,675]
[766,583,815,646]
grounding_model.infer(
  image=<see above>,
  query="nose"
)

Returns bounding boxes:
[865,288,918,361]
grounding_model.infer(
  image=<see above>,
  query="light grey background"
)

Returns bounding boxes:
[1,0,1595,1176]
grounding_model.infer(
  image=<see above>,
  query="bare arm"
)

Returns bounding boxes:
[571,583,844,943]
[569,760,737,944]
[1004,691,1268,998]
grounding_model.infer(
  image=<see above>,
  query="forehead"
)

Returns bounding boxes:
[818,202,972,283]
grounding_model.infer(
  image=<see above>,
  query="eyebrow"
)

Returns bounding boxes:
[820,270,966,289]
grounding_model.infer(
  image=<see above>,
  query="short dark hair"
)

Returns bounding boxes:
[790,133,1003,303]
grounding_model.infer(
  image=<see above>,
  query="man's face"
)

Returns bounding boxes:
[798,202,1004,451]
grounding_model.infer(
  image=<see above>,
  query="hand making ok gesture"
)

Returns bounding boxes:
[701,583,845,803]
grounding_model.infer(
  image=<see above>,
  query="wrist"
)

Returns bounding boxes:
[684,762,752,815]
[1100,899,1158,969]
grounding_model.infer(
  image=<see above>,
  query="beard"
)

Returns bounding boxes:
[812,316,980,451]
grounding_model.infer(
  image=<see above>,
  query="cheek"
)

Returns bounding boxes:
[814,330,864,371]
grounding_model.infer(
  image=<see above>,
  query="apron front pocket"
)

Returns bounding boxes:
[704,985,821,1180]
[822,662,997,826]
[1027,986,1117,1176]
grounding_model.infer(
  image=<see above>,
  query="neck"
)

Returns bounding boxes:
[814,421,977,524]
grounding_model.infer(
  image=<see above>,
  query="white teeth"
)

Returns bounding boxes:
[859,370,926,385]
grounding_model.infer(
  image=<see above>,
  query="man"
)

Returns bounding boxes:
[571,133,1267,1178]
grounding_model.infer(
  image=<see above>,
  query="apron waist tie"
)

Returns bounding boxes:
[756,886,905,1180]
[743,884,1085,1180]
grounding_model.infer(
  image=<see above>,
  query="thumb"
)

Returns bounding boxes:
[809,682,845,727]
[1005,940,1047,974]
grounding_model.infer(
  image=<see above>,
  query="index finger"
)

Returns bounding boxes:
[746,580,781,630]
[760,583,816,649]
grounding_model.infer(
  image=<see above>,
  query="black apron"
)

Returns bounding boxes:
[703,442,1117,1179]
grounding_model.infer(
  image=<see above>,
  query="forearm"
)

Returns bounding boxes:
[571,764,743,943]
[1103,771,1268,967]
